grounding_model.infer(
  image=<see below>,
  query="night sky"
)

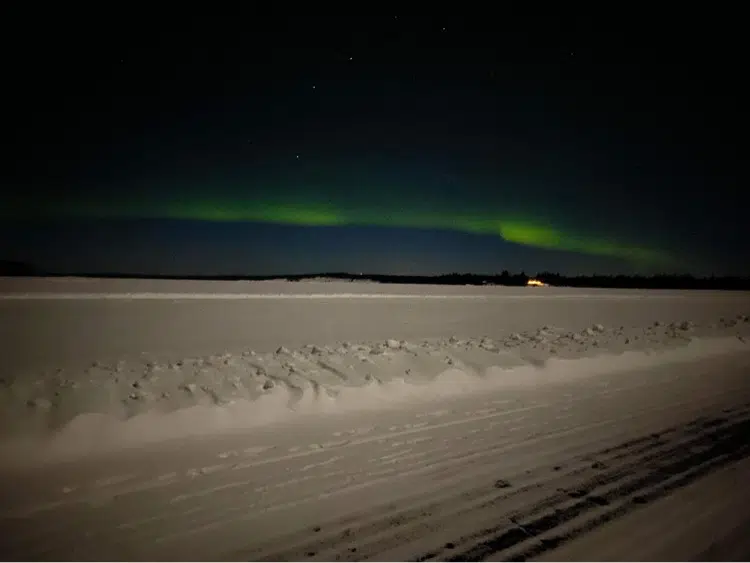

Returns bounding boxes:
[3,9,747,277]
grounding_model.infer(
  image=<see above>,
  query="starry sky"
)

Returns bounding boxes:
[3,9,747,276]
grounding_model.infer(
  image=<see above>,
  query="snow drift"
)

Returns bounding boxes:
[1,309,748,462]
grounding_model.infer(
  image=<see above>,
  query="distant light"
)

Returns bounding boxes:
[527,278,548,287]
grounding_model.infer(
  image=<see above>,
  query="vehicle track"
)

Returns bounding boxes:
[1,354,749,561]
[241,406,750,561]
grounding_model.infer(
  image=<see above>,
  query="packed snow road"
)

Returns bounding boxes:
[2,349,750,561]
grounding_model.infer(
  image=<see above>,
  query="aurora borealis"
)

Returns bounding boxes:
[3,11,745,276]
[15,195,673,267]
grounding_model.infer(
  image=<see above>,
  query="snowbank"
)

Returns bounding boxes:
[1,312,748,461]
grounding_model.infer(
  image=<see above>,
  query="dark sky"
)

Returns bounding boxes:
[3,9,747,276]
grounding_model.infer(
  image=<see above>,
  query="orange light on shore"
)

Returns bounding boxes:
[526,278,547,287]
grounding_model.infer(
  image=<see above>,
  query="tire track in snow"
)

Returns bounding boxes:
[147,386,747,561]
[0,386,724,560]
[4,384,748,560]
[478,423,750,562]
[235,407,750,561]
[137,385,747,552]
[1,366,748,561]
[441,417,750,561]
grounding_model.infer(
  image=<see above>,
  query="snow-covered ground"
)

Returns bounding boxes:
[1,278,750,560]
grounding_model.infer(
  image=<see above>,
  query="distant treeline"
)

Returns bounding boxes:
[2,261,749,290]
[284,271,750,290]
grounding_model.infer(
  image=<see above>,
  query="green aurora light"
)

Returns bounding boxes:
[15,195,679,268]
